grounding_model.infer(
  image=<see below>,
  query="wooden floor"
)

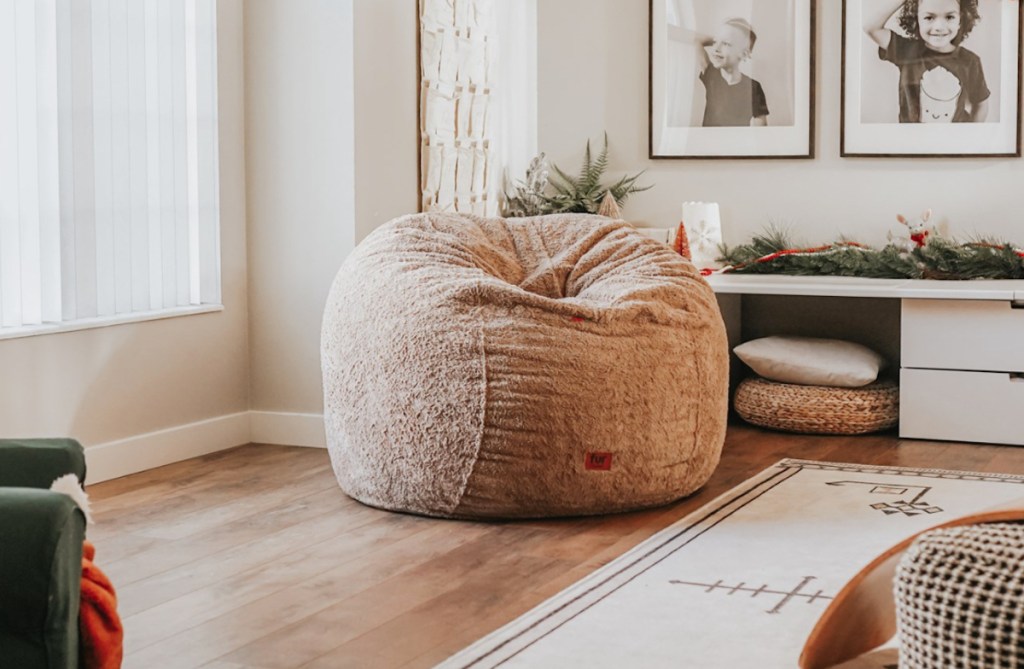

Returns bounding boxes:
[87,424,1024,669]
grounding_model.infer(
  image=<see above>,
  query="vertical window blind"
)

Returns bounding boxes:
[0,0,220,331]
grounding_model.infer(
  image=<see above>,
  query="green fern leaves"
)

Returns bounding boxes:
[502,135,652,217]
[542,134,651,215]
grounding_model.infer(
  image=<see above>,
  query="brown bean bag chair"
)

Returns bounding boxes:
[321,213,728,519]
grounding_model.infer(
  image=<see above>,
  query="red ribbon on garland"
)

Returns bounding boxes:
[725,241,871,273]
[967,241,1024,258]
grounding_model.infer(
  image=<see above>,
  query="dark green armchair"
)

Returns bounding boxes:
[0,438,87,668]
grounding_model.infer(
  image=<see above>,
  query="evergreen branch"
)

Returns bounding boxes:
[716,228,1024,280]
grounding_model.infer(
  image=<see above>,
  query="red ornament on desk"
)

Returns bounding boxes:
[673,221,692,260]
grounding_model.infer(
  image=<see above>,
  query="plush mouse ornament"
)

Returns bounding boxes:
[894,209,933,250]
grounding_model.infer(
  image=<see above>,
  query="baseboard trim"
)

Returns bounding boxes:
[250,411,326,448]
[85,411,252,484]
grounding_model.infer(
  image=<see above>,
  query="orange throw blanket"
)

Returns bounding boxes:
[80,540,123,669]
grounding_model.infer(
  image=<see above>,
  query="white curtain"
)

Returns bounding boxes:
[0,0,219,329]
[493,0,537,197]
[665,0,697,127]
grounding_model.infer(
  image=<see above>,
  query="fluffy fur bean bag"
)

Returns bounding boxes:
[321,213,728,519]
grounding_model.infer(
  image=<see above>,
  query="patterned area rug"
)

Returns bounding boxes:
[438,459,1024,669]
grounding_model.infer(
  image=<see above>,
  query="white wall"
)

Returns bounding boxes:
[354,0,420,243]
[538,0,1024,246]
[244,0,359,433]
[0,0,250,482]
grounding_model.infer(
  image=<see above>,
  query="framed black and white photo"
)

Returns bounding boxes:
[842,0,1022,157]
[649,0,815,159]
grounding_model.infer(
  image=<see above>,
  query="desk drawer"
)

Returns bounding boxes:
[900,369,1024,446]
[902,299,1024,372]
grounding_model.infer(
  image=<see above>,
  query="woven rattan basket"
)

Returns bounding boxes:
[734,376,899,435]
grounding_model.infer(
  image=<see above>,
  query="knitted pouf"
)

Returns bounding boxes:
[320,213,729,519]
[734,377,899,435]
[896,523,1024,668]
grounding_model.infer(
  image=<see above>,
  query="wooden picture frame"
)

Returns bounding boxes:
[649,0,816,159]
[841,0,1022,157]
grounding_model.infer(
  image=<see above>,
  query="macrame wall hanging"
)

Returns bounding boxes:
[419,0,499,216]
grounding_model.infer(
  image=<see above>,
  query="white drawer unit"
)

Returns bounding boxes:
[706,276,1024,446]
[902,299,1024,373]
[900,369,1024,446]
[900,297,1024,445]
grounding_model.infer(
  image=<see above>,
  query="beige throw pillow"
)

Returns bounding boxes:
[734,336,885,388]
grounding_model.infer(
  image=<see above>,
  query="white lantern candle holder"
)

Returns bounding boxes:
[681,202,723,268]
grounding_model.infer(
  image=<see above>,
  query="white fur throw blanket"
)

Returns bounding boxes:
[321,213,728,518]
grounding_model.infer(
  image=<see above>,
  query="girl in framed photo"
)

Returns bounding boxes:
[865,0,991,123]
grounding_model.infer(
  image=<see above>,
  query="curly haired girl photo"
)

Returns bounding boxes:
[864,0,991,123]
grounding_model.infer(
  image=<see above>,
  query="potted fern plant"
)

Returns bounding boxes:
[503,134,651,218]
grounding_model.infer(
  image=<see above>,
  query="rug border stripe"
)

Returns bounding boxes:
[779,459,1024,483]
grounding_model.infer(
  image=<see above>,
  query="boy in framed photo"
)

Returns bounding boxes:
[684,17,771,127]
[865,0,990,122]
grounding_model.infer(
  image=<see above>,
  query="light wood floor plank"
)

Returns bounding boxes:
[100,488,346,587]
[214,524,571,668]
[124,518,485,659]
[116,497,403,620]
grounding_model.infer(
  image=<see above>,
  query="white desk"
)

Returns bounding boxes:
[706,274,1024,301]
[705,274,1024,446]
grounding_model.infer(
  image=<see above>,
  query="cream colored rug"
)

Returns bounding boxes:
[438,459,1024,669]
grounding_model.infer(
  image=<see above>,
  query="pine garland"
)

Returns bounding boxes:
[717,229,1024,280]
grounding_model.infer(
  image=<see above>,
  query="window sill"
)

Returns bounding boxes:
[0,304,225,341]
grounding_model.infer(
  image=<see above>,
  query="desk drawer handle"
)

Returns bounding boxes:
[1012,300,1024,310]
[1011,373,1024,382]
